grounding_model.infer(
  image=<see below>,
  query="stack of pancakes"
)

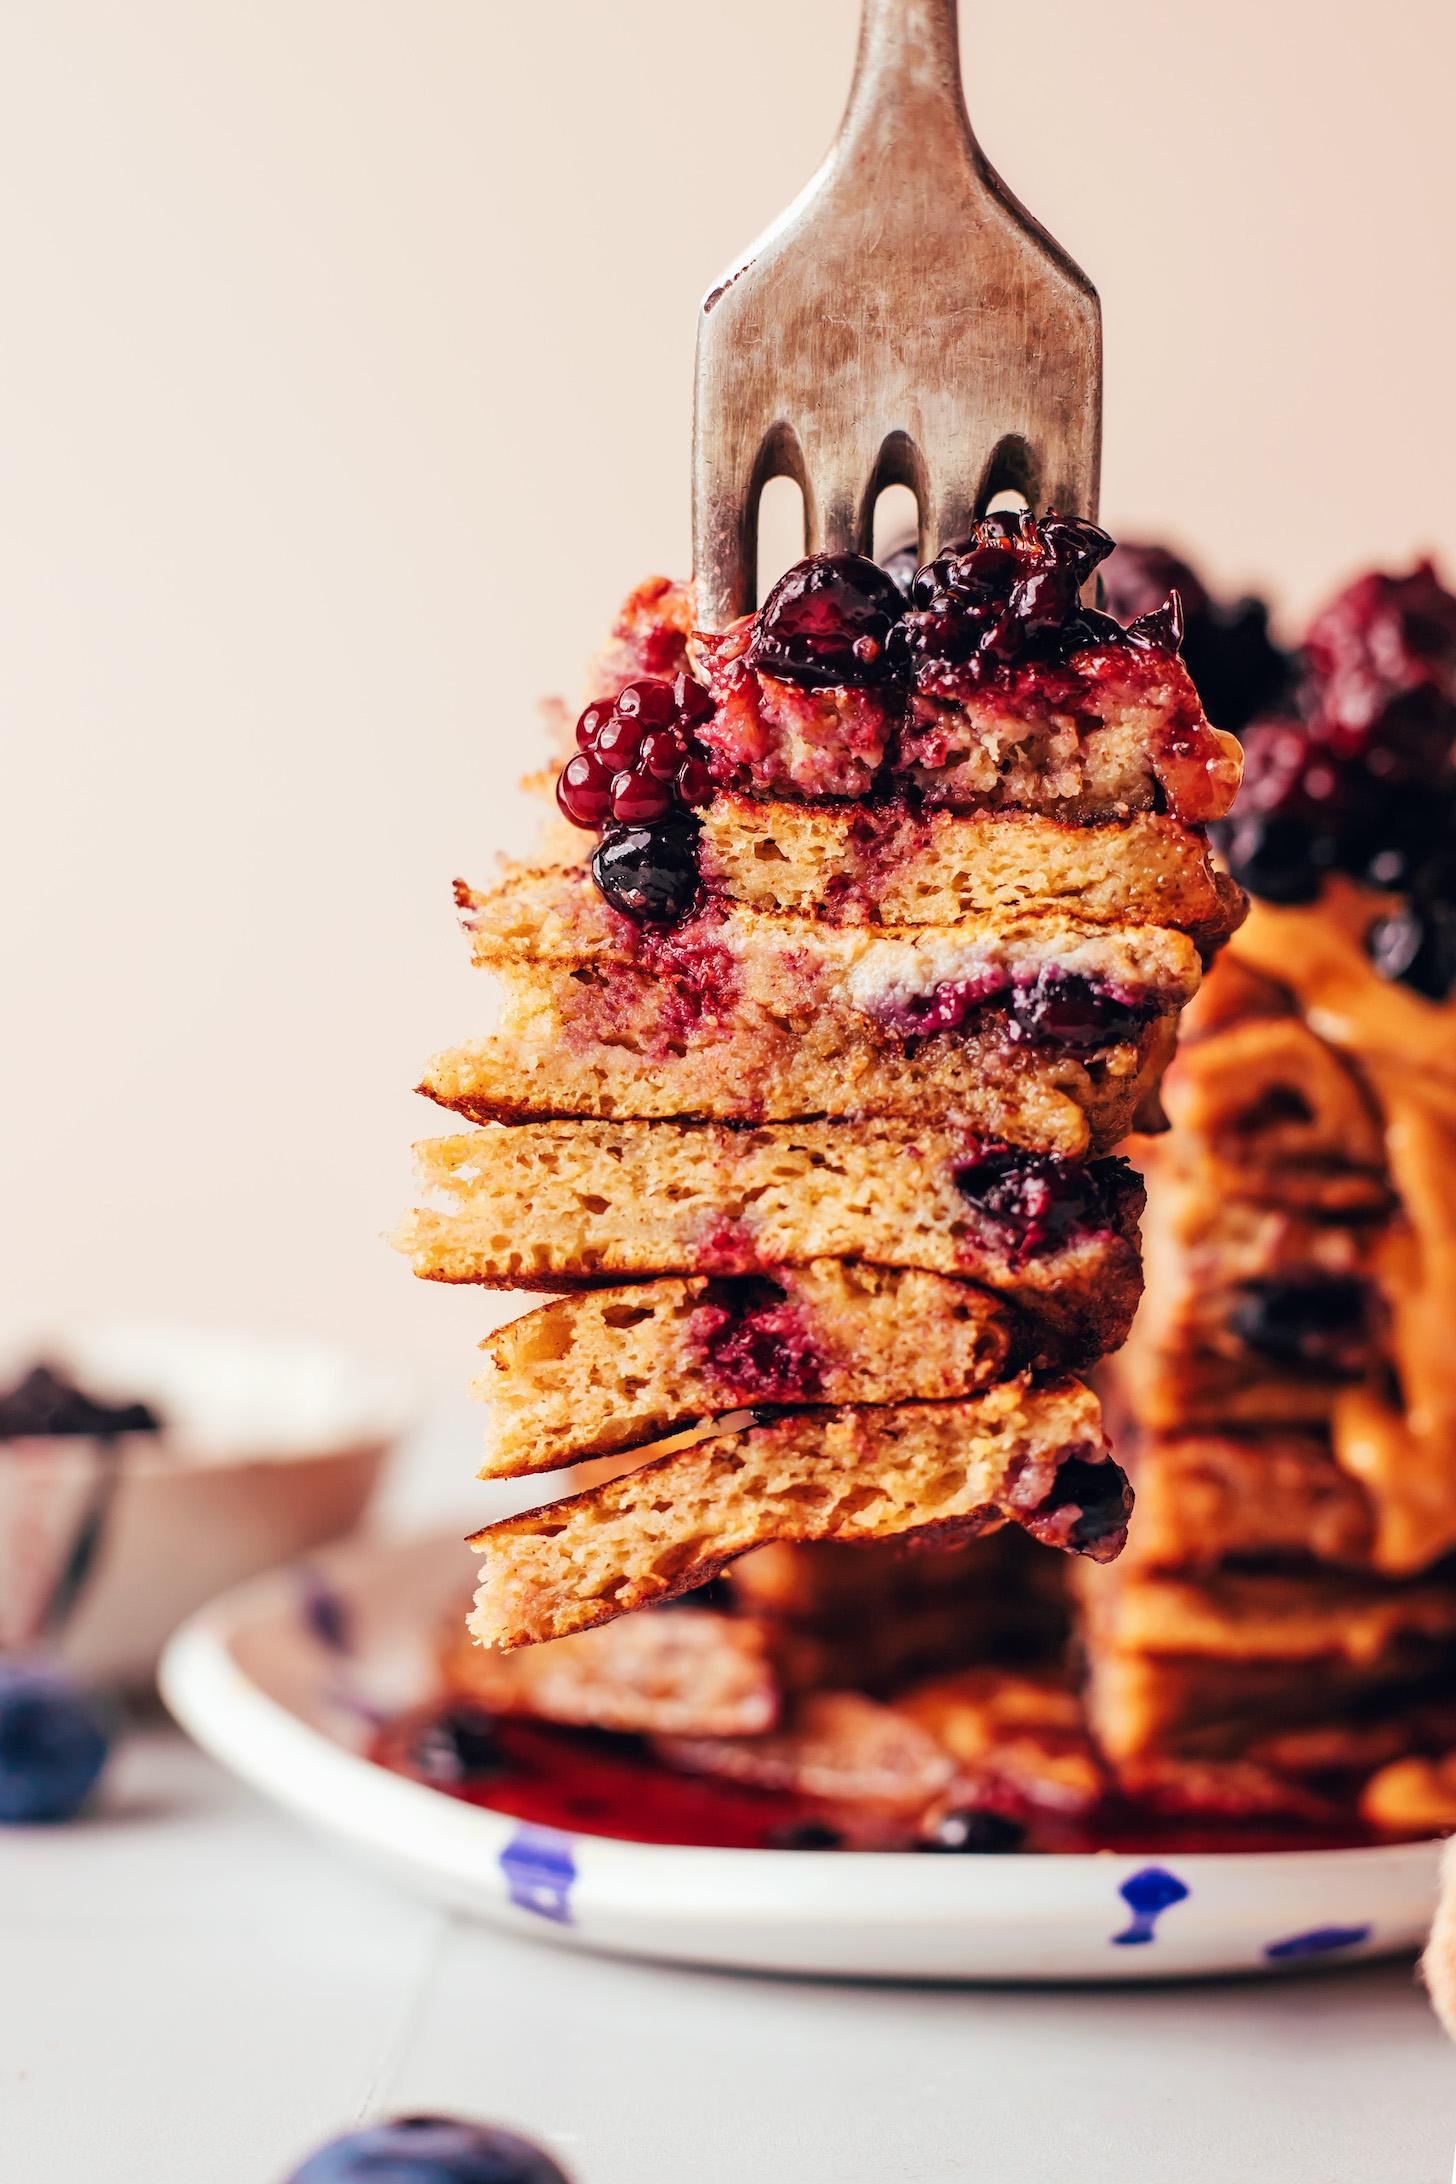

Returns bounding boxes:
[400,519,1244,1654]
[1082,893,1456,1819]
[1083,557,1456,1832]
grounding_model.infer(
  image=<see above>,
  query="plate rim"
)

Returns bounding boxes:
[157,1531,1448,1907]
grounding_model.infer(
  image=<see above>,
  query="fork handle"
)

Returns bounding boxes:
[840,0,973,155]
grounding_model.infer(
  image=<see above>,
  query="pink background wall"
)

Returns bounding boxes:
[4,0,1453,1395]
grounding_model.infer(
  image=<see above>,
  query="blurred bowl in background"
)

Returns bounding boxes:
[0,1327,409,1686]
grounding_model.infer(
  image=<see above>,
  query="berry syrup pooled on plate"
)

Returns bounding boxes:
[371,1657,1409,1859]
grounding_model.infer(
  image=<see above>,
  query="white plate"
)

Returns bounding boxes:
[159,1529,1444,1983]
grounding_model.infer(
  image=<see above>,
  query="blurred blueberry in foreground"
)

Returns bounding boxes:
[283,2115,573,2184]
[0,1665,111,1823]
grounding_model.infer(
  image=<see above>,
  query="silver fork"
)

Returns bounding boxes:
[691,0,1102,632]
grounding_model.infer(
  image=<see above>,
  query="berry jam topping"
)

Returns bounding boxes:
[693,1277,828,1404]
[373,1709,1387,1857]
[590,813,703,925]
[556,674,713,830]
[0,1666,111,1825]
[746,552,907,688]
[891,511,1165,693]
[1214,560,1456,998]
[284,2115,574,2184]
[1102,539,1293,734]
[0,1362,161,1441]
[1226,1275,1372,1373]
[869,968,1155,1052]
[952,1145,1123,1260]
[569,518,1201,923]
[918,1807,1027,1853]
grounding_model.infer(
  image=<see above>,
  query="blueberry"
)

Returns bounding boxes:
[0,1666,111,1823]
[590,815,701,925]
[1366,902,1456,1000]
[952,1146,1104,1258]
[747,552,906,688]
[1214,812,1322,905]
[1006,969,1148,1050]
[768,1819,844,1850]
[408,1707,503,1787]
[1025,1452,1134,1555]
[919,1809,1026,1853]
[283,2116,572,2184]
[1227,1277,1370,1371]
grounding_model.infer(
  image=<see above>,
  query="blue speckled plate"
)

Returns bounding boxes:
[159,1530,1444,1983]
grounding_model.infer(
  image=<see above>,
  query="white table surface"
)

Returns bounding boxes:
[7,1422,1456,2184]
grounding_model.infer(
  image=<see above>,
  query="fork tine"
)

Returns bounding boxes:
[693,0,1100,629]
[802,430,880,560]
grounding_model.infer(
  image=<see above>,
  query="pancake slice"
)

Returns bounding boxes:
[467,1380,1129,1650]
[474,1263,1018,1478]
[403,1118,1146,1369]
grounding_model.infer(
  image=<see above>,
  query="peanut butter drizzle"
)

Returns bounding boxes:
[1231,878,1456,1573]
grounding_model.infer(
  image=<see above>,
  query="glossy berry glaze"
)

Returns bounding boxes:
[1215,561,1456,999]
[891,512,1146,688]
[555,515,1207,928]
[370,1703,1394,1856]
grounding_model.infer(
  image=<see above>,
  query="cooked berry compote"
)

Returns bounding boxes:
[556,675,715,924]
[889,511,1170,694]
[556,514,1194,926]
[1214,560,1456,1000]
